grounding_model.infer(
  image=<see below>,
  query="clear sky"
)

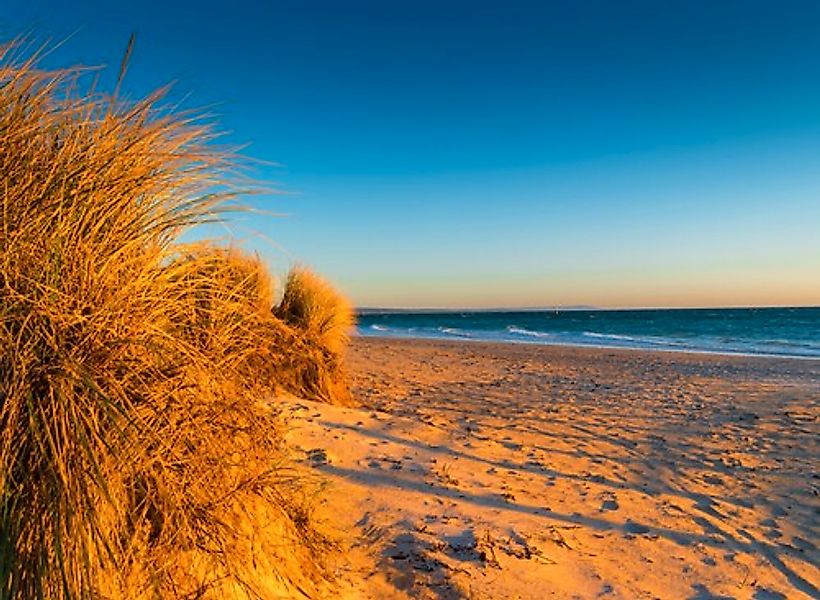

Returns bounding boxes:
[2,1,819,308]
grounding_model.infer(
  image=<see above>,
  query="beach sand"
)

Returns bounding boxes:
[286,338,819,599]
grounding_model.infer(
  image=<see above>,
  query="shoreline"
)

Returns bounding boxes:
[356,332,820,362]
[290,337,819,599]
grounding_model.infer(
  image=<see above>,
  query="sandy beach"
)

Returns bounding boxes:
[287,338,819,599]
[4,9,819,597]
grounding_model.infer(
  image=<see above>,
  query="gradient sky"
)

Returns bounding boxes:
[2,0,819,308]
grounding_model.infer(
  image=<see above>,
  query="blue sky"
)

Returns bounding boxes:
[2,0,819,307]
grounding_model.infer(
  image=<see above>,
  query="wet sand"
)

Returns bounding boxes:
[287,338,819,599]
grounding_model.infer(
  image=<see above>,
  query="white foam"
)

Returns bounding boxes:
[506,326,551,338]
[582,331,637,341]
[582,331,688,348]
[438,326,472,337]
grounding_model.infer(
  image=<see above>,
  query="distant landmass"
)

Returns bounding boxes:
[357,305,599,315]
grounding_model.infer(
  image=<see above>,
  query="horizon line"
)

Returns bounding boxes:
[355,303,820,313]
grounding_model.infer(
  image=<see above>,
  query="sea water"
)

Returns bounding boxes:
[356,307,820,359]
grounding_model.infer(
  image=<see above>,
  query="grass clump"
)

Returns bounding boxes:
[274,267,356,405]
[0,42,344,598]
[277,267,355,356]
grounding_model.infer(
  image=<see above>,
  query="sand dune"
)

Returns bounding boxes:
[286,338,819,599]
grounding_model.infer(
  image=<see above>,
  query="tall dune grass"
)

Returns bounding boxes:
[274,267,356,405]
[0,43,344,598]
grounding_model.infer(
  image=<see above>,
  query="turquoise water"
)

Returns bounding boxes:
[357,307,820,359]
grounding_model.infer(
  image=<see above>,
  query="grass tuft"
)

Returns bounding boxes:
[274,267,356,405]
[0,42,343,598]
[276,267,355,356]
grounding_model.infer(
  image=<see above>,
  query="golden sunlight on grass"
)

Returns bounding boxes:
[274,267,356,405]
[277,267,355,357]
[0,41,353,598]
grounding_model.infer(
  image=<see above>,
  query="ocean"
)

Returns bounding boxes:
[356,307,820,359]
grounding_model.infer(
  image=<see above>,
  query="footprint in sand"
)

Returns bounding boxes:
[306,448,330,466]
[752,589,788,600]
[600,496,619,512]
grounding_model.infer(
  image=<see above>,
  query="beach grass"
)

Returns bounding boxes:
[0,41,350,598]
[277,267,355,356]
[274,267,356,405]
